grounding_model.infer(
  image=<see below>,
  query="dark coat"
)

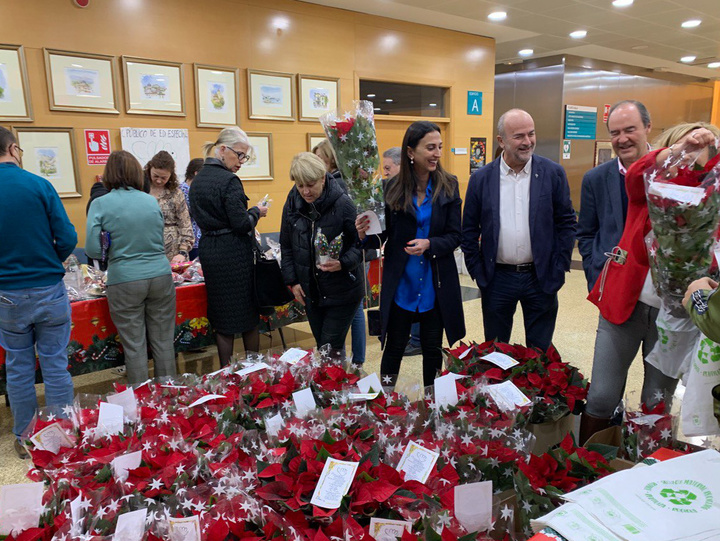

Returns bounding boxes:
[461,155,577,295]
[371,176,465,347]
[577,158,625,291]
[189,159,261,334]
[280,177,363,307]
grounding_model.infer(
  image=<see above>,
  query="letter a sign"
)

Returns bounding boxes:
[467,91,482,115]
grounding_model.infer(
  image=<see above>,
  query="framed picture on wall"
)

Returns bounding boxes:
[247,69,295,121]
[594,140,616,167]
[44,49,119,114]
[298,75,339,121]
[0,44,33,122]
[240,132,274,180]
[193,64,239,128]
[14,127,81,198]
[307,133,325,152]
[122,56,185,116]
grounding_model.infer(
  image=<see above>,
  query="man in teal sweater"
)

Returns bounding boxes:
[0,126,77,459]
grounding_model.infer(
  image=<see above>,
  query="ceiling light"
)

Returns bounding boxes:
[366,94,376,98]
[488,11,507,21]
[708,62,720,68]
[612,0,633,7]
[429,103,437,107]
[681,19,701,28]
[272,16,290,30]
[680,55,696,63]
[374,107,381,111]
[518,49,533,57]
[385,98,393,102]
[569,30,587,39]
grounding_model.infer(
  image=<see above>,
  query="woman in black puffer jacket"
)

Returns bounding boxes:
[280,152,363,351]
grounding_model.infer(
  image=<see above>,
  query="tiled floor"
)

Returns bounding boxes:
[0,255,652,485]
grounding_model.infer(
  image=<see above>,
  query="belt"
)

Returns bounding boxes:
[204,228,234,237]
[496,262,534,273]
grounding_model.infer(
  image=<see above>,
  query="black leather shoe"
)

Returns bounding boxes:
[403,343,422,356]
[14,439,29,460]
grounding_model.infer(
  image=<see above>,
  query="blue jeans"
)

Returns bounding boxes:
[350,303,366,364]
[0,281,74,439]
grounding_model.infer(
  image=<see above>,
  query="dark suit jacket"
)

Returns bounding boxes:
[577,158,625,291]
[461,155,577,295]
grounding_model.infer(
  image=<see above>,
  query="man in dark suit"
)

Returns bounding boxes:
[461,108,577,350]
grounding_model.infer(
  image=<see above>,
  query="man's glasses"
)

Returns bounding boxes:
[225,146,250,163]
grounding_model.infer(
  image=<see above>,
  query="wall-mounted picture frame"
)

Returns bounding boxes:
[0,44,33,122]
[14,127,81,198]
[247,69,295,121]
[594,140,616,168]
[240,132,274,180]
[122,56,185,116]
[194,63,239,128]
[307,133,325,152]
[44,48,119,114]
[298,75,339,122]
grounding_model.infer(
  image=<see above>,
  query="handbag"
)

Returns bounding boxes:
[253,237,294,309]
[366,241,383,336]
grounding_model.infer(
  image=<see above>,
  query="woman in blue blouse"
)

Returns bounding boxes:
[357,121,465,387]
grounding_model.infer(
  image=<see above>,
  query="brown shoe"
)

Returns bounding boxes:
[578,412,613,446]
[14,439,29,460]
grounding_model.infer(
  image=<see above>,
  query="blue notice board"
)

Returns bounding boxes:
[467,91,483,115]
[564,105,597,140]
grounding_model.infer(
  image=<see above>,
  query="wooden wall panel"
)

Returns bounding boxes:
[1,0,495,241]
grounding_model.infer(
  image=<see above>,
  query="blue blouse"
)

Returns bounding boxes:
[394,178,435,313]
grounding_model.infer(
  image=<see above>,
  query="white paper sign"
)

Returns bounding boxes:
[349,392,380,401]
[279,348,308,365]
[434,373,459,408]
[120,127,190,178]
[454,481,493,533]
[168,515,201,541]
[114,508,148,541]
[310,458,359,509]
[111,450,143,483]
[369,517,413,540]
[531,502,622,540]
[236,362,271,377]
[292,388,317,417]
[358,210,382,235]
[648,182,705,206]
[481,351,519,370]
[265,413,284,437]
[458,347,473,360]
[357,372,384,394]
[107,388,139,422]
[485,381,531,411]
[396,440,439,483]
[0,482,45,536]
[187,394,226,408]
[29,421,75,454]
[97,402,125,436]
[69,495,86,536]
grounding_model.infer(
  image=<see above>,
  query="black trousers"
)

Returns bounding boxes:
[304,299,361,351]
[381,302,444,388]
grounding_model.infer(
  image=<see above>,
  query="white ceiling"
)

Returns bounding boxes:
[300,0,720,80]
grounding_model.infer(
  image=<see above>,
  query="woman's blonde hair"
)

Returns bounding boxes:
[653,122,720,148]
[290,152,326,186]
[203,126,252,159]
[311,138,337,172]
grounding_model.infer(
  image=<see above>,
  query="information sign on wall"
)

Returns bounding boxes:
[564,105,597,140]
[467,91,483,115]
[84,129,111,165]
[120,127,190,176]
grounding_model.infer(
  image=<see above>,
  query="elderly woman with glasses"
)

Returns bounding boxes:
[189,127,269,367]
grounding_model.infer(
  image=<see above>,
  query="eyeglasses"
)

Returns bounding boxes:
[15,144,23,154]
[224,145,250,163]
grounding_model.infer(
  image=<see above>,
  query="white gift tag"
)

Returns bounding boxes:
[236,362,271,377]
[279,348,309,365]
[349,392,380,401]
[459,347,473,360]
[455,481,493,533]
[0,482,45,536]
[358,210,382,235]
[292,388,317,417]
[368,517,413,540]
[485,381,531,411]
[29,421,75,454]
[187,394,226,408]
[434,373,460,408]
[69,495,86,535]
[310,458,359,509]
[265,413,284,437]
[168,515,201,541]
[481,351,519,370]
[111,450,143,483]
[97,402,125,435]
[114,508,147,541]
[357,372,384,394]
[107,388,139,422]
[396,440,439,483]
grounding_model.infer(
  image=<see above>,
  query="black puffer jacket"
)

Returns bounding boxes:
[280,177,363,307]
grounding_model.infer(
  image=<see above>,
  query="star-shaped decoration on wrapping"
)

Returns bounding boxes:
[500,504,514,521]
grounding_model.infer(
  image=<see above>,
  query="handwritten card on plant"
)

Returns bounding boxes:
[310,458,359,509]
[168,515,201,541]
[480,351,519,370]
[485,380,531,412]
[29,421,75,454]
[369,517,413,540]
[396,440,439,483]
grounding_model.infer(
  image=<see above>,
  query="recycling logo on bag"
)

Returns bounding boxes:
[696,337,720,365]
[644,480,714,513]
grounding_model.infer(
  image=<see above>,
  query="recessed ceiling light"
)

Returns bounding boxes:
[366,94,376,98]
[429,103,437,107]
[612,0,633,7]
[385,98,393,102]
[488,11,507,21]
[708,62,720,68]
[518,49,534,57]
[681,19,701,28]
[680,55,696,63]
[569,30,587,39]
